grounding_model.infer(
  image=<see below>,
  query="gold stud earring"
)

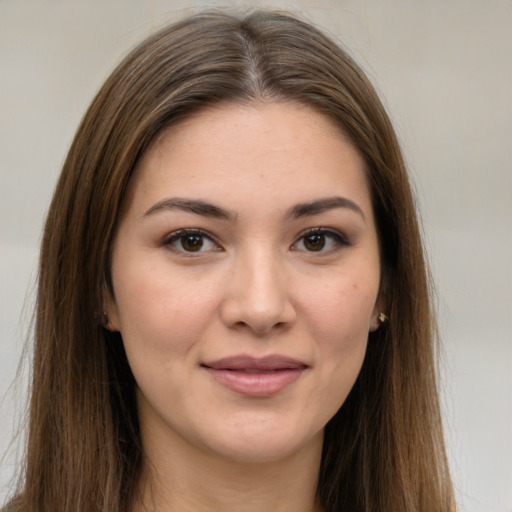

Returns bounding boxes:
[100,312,116,332]
[378,312,389,323]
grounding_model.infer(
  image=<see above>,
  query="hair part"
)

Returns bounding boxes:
[13,10,455,512]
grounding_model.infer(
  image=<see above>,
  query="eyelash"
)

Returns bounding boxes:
[292,228,350,254]
[161,229,221,255]
[161,227,350,255]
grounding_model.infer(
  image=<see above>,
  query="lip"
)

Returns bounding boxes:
[201,355,308,397]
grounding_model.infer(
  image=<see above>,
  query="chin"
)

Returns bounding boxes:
[198,420,324,465]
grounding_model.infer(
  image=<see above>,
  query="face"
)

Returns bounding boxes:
[107,103,382,465]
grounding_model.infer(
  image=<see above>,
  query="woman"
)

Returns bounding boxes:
[6,10,456,512]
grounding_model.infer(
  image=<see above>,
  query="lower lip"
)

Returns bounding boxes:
[204,367,305,397]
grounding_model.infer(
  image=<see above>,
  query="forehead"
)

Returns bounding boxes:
[150,101,354,157]
[124,102,372,219]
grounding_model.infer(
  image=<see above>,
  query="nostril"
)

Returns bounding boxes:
[228,319,288,336]
[219,285,297,335]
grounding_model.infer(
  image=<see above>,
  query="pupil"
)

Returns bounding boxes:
[305,234,325,251]
[182,234,203,251]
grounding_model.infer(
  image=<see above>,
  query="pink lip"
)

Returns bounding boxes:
[201,355,308,397]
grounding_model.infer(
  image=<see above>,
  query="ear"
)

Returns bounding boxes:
[369,282,388,332]
[369,303,383,332]
[102,285,120,332]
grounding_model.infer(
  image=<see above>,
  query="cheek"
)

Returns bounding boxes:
[112,260,220,361]
[301,272,378,400]
[304,271,379,344]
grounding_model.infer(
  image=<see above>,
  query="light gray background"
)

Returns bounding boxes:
[1,1,511,510]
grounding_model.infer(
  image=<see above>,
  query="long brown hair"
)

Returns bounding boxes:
[11,10,455,512]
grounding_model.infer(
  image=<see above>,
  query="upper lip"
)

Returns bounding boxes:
[201,355,308,371]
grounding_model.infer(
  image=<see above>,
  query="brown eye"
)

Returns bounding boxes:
[181,234,204,252]
[303,234,326,251]
[163,229,220,254]
[293,229,349,253]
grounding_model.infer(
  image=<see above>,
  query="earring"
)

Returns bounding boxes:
[378,312,389,324]
[100,312,116,332]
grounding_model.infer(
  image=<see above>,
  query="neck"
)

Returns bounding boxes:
[132,431,324,512]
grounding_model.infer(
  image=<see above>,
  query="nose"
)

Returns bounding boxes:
[220,248,297,336]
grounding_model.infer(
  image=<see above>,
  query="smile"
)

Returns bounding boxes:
[201,355,308,397]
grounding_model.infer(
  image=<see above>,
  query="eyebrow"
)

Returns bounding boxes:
[143,198,237,221]
[143,195,364,222]
[286,196,365,221]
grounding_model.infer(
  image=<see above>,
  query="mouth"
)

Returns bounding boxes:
[201,355,308,397]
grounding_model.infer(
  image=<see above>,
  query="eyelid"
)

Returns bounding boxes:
[161,228,223,254]
[292,227,351,252]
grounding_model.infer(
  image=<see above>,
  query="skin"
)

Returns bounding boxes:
[106,102,383,512]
